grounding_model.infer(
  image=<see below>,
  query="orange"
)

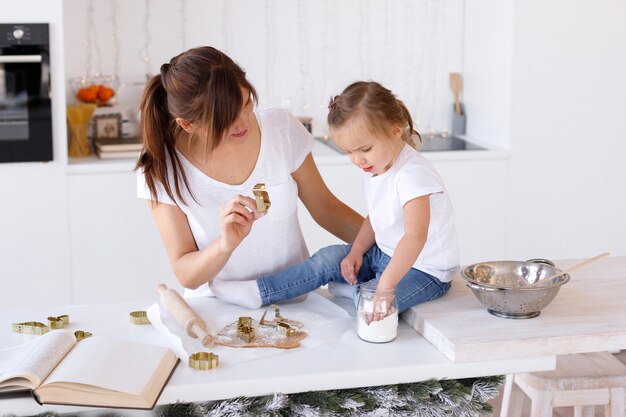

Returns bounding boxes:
[77,87,97,102]
[97,87,115,102]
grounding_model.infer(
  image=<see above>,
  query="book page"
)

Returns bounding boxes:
[0,330,75,389]
[42,336,171,395]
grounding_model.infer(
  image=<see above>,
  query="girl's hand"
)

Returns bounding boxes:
[366,289,396,324]
[219,195,260,252]
[370,295,393,323]
[340,251,362,285]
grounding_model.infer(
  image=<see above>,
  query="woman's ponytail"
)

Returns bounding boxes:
[136,73,187,204]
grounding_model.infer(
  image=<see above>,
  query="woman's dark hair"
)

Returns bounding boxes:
[327,81,421,149]
[135,46,258,204]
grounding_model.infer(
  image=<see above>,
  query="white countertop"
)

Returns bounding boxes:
[66,135,508,175]
[311,135,508,166]
[0,290,552,416]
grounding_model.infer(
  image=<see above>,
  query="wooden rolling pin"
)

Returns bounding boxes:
[156,283,214,347]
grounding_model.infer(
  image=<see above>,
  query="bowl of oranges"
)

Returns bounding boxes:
[70,75,118,106]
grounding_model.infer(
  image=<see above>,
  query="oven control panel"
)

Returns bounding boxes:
[0,24,48,46]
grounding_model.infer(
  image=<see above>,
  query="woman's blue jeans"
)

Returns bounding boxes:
[257,244,451,313]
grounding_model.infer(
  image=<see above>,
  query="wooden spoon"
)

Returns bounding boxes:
[528,252,610,287]
[449,73,462,115]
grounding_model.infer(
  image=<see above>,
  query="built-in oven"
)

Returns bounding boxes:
[0,23,52,163]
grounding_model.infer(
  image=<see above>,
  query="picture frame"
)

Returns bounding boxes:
[93,113,122,141]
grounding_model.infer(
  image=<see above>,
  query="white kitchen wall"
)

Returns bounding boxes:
[464,0,626,261]
[62,0,465,137]
[505,0,626,260]
[463,0,513,150]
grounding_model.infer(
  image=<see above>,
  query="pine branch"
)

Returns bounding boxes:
[291,390,346,413]
[471,375,505,402]
[23,375,503,417]
[158,400,206,417]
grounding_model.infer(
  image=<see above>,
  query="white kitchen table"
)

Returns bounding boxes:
[402,256,626,362]
[0,289,553,416]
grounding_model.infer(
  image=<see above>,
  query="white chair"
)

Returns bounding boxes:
[500,352,626,417]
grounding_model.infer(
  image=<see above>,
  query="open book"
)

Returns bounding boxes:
[0,330,178,409]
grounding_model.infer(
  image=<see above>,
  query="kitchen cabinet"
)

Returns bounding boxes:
[66,170,177,303]
[0,164,72,309]
[297,160,367,254]
[299,143,509,265]
[10,143,507,308]
[431,157,509,264]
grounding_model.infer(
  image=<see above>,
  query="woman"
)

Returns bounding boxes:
[135,46,362,305]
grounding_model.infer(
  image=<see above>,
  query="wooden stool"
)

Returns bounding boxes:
[500,352,626,417]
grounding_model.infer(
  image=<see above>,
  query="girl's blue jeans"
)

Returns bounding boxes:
[256,244,451,313]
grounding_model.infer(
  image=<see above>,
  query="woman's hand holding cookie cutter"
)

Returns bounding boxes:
[253,183,270,216]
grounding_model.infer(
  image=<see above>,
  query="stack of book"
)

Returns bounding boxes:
[95,137,142,160]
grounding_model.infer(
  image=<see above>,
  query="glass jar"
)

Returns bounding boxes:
[67,104,97,157]
[356,281,398,343]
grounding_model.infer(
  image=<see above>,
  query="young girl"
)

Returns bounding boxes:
[211,81,459,315]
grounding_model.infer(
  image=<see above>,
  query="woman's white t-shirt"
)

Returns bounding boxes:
[363,144,459,282]
[137,108,312,296]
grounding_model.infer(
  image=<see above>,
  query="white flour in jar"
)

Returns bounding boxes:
[357,310,398,343]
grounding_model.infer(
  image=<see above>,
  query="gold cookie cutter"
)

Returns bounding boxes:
[276,321,296,337]
[253,183,271,213]
[129,310,151,325]
[259,305,297,337]
[13,314,70,335]
[48,314,70,329]
[74,330,93,341]
[12,321,50,335]
[237,316,255,343]
[189,352,219,370]
[259,304,284,326]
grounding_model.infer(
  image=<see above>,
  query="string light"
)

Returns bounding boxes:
[433,0,446,137]
[296,0,309,114]
[85,0,102,78]
[264,0,276,107]
[83,1,92,80]
[319,0,332,136]
[382,1,392,83]
[110,0,124,94]
[413,0,426,133]
[75,0,453,135]
[358,1,367,79]
[222,0,230,52]
[180,0,187,52]
[402,0,413,121]
[139,0,152,79]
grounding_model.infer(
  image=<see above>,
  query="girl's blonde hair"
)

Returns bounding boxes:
[135,46,257,204]
[327,81,421,149]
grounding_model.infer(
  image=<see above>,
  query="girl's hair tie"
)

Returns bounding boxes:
[328,95,341,110]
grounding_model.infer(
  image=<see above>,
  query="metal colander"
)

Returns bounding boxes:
[461,259,570,319]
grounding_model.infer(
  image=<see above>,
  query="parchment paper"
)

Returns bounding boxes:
[147,292,353,365]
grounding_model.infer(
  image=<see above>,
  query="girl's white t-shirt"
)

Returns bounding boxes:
[137,108,312,297]
[363,144,459,282]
